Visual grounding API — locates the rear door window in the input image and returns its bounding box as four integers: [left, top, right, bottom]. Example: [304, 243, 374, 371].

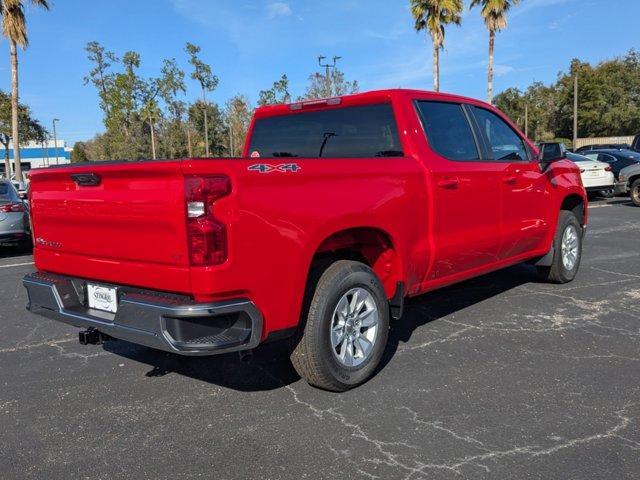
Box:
[472, 107, 529, 161]
[598, 154, 617, 163]
[416, 101, 479, 161]
[248, 103, 403, 158]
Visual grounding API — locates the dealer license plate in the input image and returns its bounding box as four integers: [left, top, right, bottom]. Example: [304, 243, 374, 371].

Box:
[87, 283, 118, 313]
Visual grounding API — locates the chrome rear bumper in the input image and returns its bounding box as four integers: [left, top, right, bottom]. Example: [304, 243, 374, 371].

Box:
[23, 272, 263, 356]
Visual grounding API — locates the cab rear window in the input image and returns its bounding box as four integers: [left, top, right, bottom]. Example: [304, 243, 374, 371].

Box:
[248, 103, 403, 158]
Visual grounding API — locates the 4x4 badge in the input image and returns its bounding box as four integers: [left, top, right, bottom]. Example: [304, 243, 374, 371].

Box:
[248, 163, 301, 174]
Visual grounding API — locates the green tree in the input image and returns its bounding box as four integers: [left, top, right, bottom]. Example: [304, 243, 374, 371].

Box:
[83, 42, 117, 119]
[494, 50, 640, 141]
[1, 0, 50, 182]
[470, 0, 520, 104]
[157, 58, 187, 159]
[84, 43, 158, 160]
[0, 89, 46, 177]
[71, 141, 88, 163]
[188, 101, 228, 157]
[258, 74, 291, 106]
[302, 66, 359, 100]
[225, 94, 253, 156]
[410, 0, 463, 92]
[185, 43, 218, 157]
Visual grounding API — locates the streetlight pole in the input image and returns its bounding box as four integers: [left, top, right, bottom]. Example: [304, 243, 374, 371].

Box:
[573, 66, 579, 150]
[318, 55, 342, 97]
[52, 118, 60, 165]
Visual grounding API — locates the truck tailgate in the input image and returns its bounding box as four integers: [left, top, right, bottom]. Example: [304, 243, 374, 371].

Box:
[29, 161, 191, 291]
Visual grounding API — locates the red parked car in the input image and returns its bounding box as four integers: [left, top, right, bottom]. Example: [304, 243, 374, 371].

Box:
[23, 90, 587, 391]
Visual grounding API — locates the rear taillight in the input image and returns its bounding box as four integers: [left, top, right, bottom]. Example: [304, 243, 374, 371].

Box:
[604, 166, 612, 172]
[184, 176, 231, 266]
[0, 202, 25, 213]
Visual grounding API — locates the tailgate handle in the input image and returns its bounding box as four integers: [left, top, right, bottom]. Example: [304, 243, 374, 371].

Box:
[71, 173, 101, 186]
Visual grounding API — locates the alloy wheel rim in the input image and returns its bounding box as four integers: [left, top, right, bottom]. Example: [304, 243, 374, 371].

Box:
[330, 287, 379, 367]
[632, 186, 640, 204]
[561, 225, 579, 270]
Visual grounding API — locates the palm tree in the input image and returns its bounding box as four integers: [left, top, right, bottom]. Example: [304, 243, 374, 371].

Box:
[410, 0, 463, 92]
[470, 0, 520, 104]
[1, 0, 49, 182]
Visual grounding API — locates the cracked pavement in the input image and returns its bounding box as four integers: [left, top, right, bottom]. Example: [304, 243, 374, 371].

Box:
[1, 198, 639, 479]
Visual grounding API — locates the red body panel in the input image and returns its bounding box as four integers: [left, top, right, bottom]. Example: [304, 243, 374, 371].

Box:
[28, 89, 587, 341]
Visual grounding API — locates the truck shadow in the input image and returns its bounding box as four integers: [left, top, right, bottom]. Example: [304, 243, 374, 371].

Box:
[104, 264, 535, 392]
[0, 246, 32, 259]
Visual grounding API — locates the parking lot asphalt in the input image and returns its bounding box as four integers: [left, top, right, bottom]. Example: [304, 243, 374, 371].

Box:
[1, 198, 639, 480]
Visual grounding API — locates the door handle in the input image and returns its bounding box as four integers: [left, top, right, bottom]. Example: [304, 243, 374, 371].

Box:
[503, 175, 518, 184]
[437, 177, 459, 189]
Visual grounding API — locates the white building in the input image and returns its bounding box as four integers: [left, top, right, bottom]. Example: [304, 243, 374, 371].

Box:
[1, 140, 72, 177]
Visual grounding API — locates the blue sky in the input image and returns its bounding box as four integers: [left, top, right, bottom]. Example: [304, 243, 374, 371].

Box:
[0, 0, 638, 145]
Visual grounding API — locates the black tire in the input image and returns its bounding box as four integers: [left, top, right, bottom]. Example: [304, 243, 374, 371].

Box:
[290, 260, 390, 392]
[536, 210, 582, 284]
[630, 179, 640, 207]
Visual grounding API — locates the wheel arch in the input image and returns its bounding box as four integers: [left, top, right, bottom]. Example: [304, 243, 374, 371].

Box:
[308, 226, 403, 301]
[560, 193, 586, 226]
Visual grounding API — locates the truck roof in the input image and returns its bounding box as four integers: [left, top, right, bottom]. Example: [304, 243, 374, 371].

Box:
[253, 88, 494, 119]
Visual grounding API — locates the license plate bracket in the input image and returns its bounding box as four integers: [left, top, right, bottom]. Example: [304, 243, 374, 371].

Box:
[87, 283, 118, 313]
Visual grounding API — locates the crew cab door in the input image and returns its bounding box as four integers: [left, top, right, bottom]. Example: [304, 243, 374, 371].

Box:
[470, 106, 549, 259]
[415, 100, 503, 280]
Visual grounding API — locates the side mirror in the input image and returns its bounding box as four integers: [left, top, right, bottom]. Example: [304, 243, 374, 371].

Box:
[539, 154, 565, 171]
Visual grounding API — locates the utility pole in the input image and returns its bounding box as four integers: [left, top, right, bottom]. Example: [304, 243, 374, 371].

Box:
[573, 67, 579, 150]
[41, 140, 49, 167]
[52, 118, 60, 165]
[318, 55, 342, 97]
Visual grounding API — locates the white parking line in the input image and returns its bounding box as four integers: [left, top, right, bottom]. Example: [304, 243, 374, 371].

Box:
[0, 261, 35, 269]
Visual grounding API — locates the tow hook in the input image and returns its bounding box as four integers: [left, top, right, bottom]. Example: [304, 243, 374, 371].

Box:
[238, 350, 254, 364]
[78, 328, 112, 345]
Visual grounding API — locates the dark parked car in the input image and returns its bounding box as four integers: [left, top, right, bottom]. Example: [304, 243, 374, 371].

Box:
[575, 144, 630, 154]
[583, 149, 640, 194]
[631, 134, 640, 152]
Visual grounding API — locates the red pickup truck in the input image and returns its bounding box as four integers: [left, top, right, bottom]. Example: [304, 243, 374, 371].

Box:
[23, 89, 587, 391]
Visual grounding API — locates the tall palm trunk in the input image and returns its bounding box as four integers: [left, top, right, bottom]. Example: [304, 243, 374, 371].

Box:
[3, 148, 10, 179]
[202, 87, 210, 157]
[10, 41, 22, 182]
[148, 115, 157, 160]
[187, 127, 193, 157]
[432, 43, 440, 92]
[487, 29, 495, 104]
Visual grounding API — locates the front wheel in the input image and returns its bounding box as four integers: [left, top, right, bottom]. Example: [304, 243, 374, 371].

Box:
[630, 179, 640, 207]
[290, 260, 390, 392]
[536, 210, 583, 284]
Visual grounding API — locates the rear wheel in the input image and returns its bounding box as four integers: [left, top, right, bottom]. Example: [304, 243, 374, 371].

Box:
[630, 179, 640, 207]
[290, 260, 390, 392]
[536, 210, 582, 284]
